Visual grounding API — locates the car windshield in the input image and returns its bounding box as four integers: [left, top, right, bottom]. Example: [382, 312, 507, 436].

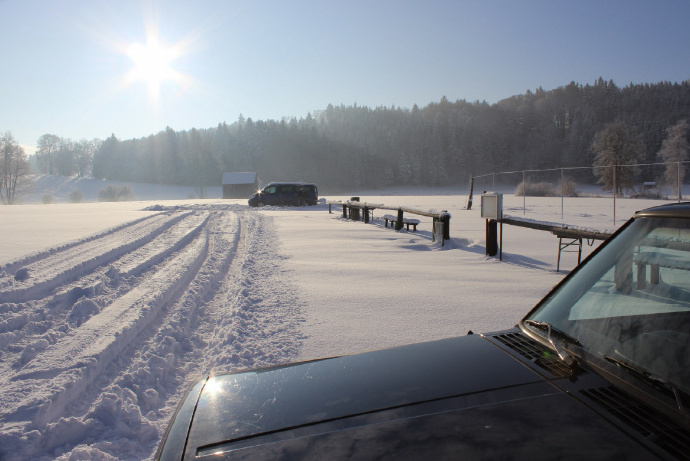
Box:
[525, 216, 690, 395]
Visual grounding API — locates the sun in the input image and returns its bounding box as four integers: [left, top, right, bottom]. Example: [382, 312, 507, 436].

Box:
[123, 29, 189, 101]
[127, 39, 174, 89]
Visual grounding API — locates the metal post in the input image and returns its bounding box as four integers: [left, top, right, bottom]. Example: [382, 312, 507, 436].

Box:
[678, 161, 682, 203]
[523, 170, 526, 216]
[486, 219, 498, 256]
[561, 168, 565, 221]
[613, 165, 617, 226]
[499, 221, 503, 261]
[557, 237, 562, 272]
[492, 172, 495, 190]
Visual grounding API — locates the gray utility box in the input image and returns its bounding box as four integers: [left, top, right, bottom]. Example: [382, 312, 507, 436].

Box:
[481, 193, 503, 220]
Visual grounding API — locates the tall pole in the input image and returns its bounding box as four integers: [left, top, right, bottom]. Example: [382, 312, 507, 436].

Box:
[678, 161, 682, 203]
[613, 165, 617, 226]
[523, 170, 526, 215]
[561, 168, 565, 221]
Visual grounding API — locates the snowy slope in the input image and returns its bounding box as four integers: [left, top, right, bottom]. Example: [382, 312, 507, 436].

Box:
[20, 175, 222, 204]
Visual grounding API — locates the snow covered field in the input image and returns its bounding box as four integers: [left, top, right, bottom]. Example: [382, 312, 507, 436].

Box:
[0, 185, 677, 460]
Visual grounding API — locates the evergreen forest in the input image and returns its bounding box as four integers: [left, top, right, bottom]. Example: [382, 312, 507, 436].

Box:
[39, 78, 690, 193]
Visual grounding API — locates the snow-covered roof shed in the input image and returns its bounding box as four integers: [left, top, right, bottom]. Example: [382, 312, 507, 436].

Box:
[222, 172, 259, 199]
[222, 172, 257, 185]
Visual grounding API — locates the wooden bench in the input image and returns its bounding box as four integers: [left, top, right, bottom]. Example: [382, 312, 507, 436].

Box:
[382, 214, 397, 228]
[382, 214, 419, 231]
[402, 218, 420, 231]
[633, 251, 690, 288]
[499, 216, 612, 269]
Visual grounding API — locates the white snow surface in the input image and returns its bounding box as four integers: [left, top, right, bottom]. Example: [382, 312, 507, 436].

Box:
[0, 180, 677, 460]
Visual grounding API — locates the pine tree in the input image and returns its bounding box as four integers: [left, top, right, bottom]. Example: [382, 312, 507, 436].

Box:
[592, 122, 645, 195]
[657, 119, 689, 196]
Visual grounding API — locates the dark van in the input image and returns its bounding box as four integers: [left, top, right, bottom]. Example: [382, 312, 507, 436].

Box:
[248, 182, 318, 207]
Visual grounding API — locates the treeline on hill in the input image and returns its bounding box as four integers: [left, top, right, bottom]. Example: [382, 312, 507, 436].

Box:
[39, 78, 690, 192]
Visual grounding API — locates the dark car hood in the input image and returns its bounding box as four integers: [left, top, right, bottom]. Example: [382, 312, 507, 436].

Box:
[186, 335, 539, 447]
[158, 333, 667, 460]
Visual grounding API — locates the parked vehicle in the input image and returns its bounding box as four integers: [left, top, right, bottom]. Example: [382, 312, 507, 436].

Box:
[156, 203, 690, 461]
[247, 182, 318, 207]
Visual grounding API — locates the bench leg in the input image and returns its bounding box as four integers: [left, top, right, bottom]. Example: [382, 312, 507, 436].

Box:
[650, 264, 660, 284]
[636, 263, 647, 289]
[557, 237, 562, 272]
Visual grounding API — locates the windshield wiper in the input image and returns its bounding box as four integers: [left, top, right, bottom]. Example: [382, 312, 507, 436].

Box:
[524, 320, 580, 367]
[604, 355, 688, 416]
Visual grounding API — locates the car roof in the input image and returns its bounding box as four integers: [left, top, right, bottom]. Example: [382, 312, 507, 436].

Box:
[265, 182, 316, 186]
[635, 202, 690, 219]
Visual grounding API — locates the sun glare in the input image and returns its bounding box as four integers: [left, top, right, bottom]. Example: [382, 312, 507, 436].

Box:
[123, 28, 191, 101]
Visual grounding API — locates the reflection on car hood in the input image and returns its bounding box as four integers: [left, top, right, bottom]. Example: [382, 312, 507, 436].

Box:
[158, 333, 669, 460]
[186, 335, 543, 449]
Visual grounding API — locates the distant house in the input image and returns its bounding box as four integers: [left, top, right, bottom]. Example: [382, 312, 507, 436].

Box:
[222, 172, 259, 199]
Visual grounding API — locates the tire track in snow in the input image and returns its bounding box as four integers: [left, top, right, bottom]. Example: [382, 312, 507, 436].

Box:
[0, 212, 158, 275]
[0, 212, 190, 303]
[1, 220, 210, 428]
[48, 210, 245, 460]
[0, 212, 209, 356]
[114, 212, 209, 278]
[0, 210, 239, 460]
[197, 211, 306, 375]
[0, 206, 306, 461]
[89, 209, 306, 461]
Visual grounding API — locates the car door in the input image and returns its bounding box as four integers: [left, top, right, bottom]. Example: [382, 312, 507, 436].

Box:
[262, 186, 279, 205]
[279, 185, 297, 205]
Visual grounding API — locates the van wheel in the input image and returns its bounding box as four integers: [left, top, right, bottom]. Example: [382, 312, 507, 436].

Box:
[257, 201, 265, 207]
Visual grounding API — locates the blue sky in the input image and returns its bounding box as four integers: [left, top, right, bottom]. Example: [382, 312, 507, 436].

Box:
[2, 0, 689, 153]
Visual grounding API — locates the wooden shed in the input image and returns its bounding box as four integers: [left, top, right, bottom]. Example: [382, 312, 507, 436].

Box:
[222, 172, 259, 199]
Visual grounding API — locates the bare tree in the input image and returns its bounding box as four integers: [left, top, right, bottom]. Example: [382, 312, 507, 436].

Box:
[592, 122, 645, 196]
[0, 132, 31, 204]
[74, 138, 100, 178]
[55, 138, 76, 176]
[36, 133, 61, 174]
[184, 128, 219, 198]
[657, 119, 689, 196]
